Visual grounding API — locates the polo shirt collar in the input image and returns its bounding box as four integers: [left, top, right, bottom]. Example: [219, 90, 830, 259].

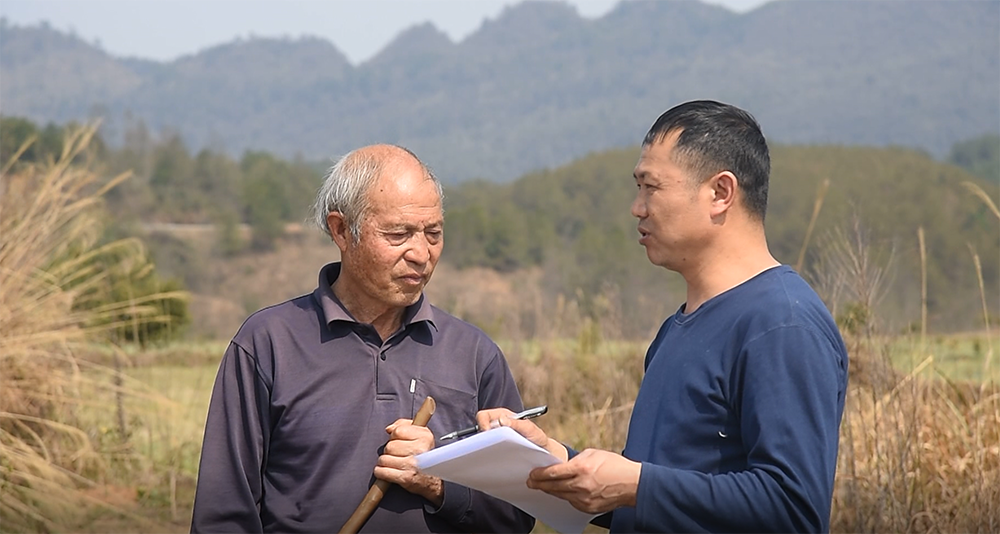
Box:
[314, 262, 437, 331]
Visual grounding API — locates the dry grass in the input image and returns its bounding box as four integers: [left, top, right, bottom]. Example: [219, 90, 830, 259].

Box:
[835, 363, 1000, 532]
[0, 126, 185, 532]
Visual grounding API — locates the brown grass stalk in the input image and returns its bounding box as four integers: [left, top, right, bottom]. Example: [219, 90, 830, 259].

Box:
[796, 178, 830, 273]
[919, 227, 927, 349]
[968, 246, 995, 375]
[0, 125, 187, 532]
[962, 180, 1000, 220]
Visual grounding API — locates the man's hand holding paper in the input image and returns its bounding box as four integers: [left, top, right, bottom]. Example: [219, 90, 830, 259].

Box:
[526, 448, 640, 514]
[476, 408, 641, 515]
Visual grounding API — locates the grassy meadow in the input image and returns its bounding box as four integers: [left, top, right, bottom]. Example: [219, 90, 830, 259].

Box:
[2, 131, 999, 533]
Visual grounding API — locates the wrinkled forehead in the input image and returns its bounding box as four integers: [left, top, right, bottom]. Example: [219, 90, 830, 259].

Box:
[367, 165, 442, 217]
[370, 161, 438, 197]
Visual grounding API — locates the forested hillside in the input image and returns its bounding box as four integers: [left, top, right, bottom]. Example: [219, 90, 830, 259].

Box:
[1, 0, 997, 182]
[3, 117, 996, 335]
[949, 134, 1000, 185]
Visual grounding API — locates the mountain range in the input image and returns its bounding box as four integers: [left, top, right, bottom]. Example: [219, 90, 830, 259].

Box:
[1, 0, 998, 182]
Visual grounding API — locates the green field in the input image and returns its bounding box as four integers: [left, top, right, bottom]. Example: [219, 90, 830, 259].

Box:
[886, 333, 999, 383]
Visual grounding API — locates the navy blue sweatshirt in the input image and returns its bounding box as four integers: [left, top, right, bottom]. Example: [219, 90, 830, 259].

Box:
[608, 266, 848, 533]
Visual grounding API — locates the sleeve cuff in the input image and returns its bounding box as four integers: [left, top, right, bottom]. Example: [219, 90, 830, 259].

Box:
[564, 443, 580, 460]
[424, 480, 471, 522]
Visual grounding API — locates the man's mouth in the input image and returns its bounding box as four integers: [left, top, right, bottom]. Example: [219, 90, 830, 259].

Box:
[399, 274, 425, 285]
[637, 227, 650, 242]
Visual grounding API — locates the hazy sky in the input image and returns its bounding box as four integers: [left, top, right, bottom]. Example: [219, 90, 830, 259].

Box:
[0, 0, 769, 65]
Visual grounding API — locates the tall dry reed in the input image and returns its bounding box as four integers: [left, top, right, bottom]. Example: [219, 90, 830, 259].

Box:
[0, 126, 185, 532]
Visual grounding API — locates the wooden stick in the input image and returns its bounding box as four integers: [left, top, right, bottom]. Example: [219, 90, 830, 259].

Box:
[338, 396, 437, 534]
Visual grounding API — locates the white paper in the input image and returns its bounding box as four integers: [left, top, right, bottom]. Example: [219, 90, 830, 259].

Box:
[415, 426, 596, 534]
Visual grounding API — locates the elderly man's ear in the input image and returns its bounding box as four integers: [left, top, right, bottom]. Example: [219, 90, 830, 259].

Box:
[327, 212, 351, 251]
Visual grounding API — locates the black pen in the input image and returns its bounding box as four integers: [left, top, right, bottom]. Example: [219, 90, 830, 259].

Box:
[439, 405, 548, 441]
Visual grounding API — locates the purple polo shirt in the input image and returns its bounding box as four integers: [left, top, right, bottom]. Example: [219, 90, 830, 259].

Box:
[191, 262, 533, 533]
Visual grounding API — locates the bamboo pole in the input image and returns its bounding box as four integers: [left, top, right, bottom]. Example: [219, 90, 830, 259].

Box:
[338, 396, 437, 534]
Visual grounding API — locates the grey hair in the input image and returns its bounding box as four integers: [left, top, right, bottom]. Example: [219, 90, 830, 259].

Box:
[310, 146, 444, 242]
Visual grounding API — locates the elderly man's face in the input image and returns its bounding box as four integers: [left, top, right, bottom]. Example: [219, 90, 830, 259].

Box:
[345, 163, 444, 312]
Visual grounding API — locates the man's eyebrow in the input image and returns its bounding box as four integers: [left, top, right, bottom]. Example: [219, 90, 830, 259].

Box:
[382, 221, 443, 231]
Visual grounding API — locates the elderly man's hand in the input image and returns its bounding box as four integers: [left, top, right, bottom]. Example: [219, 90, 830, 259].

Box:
[475, 408, 568, 461]
[375, 418, 443, 506]
[526, 448, 641, 514]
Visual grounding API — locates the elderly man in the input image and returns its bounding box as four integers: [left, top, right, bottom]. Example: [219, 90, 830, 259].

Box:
[478, 101, 849, 533]
[191, 145, 534, 533]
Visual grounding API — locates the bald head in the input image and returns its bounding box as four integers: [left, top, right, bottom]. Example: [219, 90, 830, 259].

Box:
[349, 144, 417, 161]
[347, 144, 421, 178]
[312, 144, 443, 242]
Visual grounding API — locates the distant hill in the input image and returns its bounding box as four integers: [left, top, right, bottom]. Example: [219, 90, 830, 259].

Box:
[1, 0, 998, 182]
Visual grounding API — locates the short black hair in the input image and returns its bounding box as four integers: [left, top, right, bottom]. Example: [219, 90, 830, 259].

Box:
[643, 100, 770, 221]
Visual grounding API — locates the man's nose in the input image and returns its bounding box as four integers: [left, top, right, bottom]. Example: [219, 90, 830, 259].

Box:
[631, 194, 646, 219]
[405, 235, 431, 264]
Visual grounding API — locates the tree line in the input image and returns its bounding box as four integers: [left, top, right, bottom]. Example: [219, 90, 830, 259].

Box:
[2, 115, 997, 334]
[2, 115, 323, 252]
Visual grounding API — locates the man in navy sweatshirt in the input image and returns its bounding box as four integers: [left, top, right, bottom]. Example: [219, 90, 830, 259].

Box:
[477, 100, 849, 533]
